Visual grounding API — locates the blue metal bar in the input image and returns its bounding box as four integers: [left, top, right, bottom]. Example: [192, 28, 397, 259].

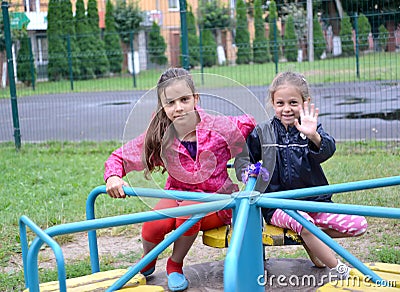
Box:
[256, 198, 400, 219]
[225, 177, 264, 292]
[86, 186, 232, 272]
[284, 210, 384, 284]
[224, 199, 250, 291]
[124, 185, 231, 201]
[19, 216, 30, 288]
[27, 199, 233, 289]
[19, 215, 67, 292]
[106, 215, 204, 291]
[264, 176, 400, 200]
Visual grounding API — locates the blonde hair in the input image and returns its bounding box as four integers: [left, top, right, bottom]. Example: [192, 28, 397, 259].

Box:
[267, 71, 311, 104]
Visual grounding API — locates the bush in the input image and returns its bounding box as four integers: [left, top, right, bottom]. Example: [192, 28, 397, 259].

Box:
[148, 21, 167, 65]
[253, 0, 270, 63]
[378, 24, 388, 52]
[186, 6, 199, 68]
[357, 13, 371, 51]
[104, 0, 123, 74]
[313, 16, 326, 59]
[201, 29, 217, 67]
[340, 13, 354, 56]
[268, 0, 282, 62]
[283, 15, 297, 62]
[235, 0, 251, 64]
[16, 37, 35, 86]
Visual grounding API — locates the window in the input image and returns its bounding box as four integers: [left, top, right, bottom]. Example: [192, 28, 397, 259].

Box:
[168, 0, 179, 11]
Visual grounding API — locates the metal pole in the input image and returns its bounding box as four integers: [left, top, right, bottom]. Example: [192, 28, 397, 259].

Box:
[2, 1, 21, 150]
[354, 13, 360, 79]
[198, 24, 204, 84]
[130, 32, 136, 88]
[66, 35, 74, 91]
[307, 0, 314, 62]
[28, 37, 35, 90]
[273, 18, 278, 74]
[179, 0, 189, 70]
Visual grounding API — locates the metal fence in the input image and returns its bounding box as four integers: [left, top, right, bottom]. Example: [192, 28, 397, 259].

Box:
[0, 1, 399, 148]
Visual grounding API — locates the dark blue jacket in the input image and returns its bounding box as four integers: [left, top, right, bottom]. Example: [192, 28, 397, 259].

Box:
[234, 117, 336, 223]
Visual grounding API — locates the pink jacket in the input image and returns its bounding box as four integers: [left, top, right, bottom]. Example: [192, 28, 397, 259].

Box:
[104, 107, 256, 224]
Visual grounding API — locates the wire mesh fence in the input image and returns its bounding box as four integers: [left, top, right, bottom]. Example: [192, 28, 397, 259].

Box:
[0, 1, 399, 147]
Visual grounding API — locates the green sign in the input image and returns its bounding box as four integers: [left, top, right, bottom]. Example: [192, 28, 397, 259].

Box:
[10, 12, 30, 30]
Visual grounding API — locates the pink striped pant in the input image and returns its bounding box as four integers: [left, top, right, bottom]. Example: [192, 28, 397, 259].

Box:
[270, 209, 368, 236]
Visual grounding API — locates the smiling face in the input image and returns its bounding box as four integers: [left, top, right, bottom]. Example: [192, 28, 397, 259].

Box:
[160, 79, 199, 125]
[272, 86, 308, 129]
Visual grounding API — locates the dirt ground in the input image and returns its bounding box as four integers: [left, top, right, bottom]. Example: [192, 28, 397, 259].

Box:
[5, 222, 376, 275]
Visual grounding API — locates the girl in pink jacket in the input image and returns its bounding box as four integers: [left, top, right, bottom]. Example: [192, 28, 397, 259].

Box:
[104, 68, 255, 291]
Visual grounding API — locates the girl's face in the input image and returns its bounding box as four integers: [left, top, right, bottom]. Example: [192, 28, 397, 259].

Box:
[161, 79, 199, 125]
[272, 86, 308, 128]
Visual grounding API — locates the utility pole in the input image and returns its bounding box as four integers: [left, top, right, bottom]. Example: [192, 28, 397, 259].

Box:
[307, 0, 314, 62]
[2, 1, 21, 150]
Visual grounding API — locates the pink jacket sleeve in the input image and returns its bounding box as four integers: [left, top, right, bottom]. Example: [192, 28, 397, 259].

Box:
[104, 133, 146, 182]
[226, 114, 256, 156]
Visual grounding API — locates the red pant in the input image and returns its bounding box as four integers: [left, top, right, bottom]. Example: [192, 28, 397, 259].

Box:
[142, 198, 226, 244]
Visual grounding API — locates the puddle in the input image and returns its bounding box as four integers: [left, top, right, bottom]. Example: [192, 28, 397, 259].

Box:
[335, 96, 367, 106]
[101, 101, 131, 106]
[345, 109, 400, 121]
[380, 82, 399, 86]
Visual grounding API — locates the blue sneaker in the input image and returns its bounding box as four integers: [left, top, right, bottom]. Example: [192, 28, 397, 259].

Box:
[141, 266, 155, 277]
[167, 272, 188, 291]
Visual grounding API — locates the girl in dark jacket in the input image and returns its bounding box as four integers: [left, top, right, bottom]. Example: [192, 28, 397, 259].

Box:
[235, 71, 368, 279]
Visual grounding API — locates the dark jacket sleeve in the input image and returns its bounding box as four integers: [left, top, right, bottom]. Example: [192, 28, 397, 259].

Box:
[234, 126, 262, 182]
[308, 124, 336, 164]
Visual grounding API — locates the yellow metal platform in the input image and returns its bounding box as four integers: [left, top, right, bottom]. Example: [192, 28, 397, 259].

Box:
[317, 262, 400, 291]
[23, 269, 164, 292]
[202, 224, 302, 248]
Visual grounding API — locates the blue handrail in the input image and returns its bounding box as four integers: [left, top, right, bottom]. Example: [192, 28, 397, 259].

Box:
[20, 175, 400, 291]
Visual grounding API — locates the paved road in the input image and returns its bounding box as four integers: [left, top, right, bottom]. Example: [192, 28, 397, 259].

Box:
[0, 81, 399, 142]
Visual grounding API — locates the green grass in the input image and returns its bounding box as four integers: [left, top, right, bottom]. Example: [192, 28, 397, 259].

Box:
[1, 52, 399, 98]
[0, 141, 399, 291]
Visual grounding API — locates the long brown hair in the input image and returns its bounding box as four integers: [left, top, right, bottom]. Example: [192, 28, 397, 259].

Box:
[142, 68, 197, 177]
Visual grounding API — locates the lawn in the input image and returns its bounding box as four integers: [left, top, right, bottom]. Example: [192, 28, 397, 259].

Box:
[0, 141, 399, 291]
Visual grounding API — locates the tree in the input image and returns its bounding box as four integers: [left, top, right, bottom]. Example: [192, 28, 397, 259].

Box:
[341, 0, 400, 51]
[199, 0, 231, 30]
[61, 0, 80, 79]
[148, 21, 167, 65]
[313, 15, 326, 59]
[283, 15, 297, 62]
[235, 0, 251, 64]
[75, 0, 95, 79]
[87, 0, 109, 76]
[268, 0, 281, 62]
[378, 24, 388, 51]
[253, 0, 270, 63]
[281, 3, 306, 59]
[114, 0, 143, 45]
[198, 0, 231, 64]
[201, 29, 217, 67]
[340, 13, 355, 56]
[185, 6, 199, 68]
[16, 36, 35, 86]
[0, 13, 26, 53]
[47, 0, 68, 81]
[104, 0, 123, 74]
[357, 13, 371, 51]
